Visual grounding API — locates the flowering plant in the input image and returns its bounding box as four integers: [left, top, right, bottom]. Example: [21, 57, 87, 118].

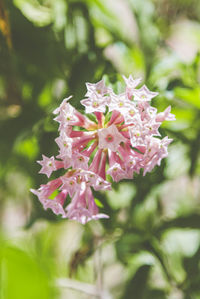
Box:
[31, 75, 175, 224]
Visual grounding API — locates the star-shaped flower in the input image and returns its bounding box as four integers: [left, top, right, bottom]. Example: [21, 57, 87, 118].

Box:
[156, 106, 176, 122]
[53, 96, 73, 115]
[98, 124, 126, 152]
[43, 197, 66, 217]
[71, 152, 89, 170]
[123, 75, 142, 89]
[109, 93, 130, 112]
[81, 93, 107, 113]
[85, 79, 110, 97]
[54, 102, 78, 129]
[107, 163, 127, 182]
[55, 132, 72, 159]
[133, 85, 158, 101]
[37, 155, 57, 178]
[123, 75, 142, 99]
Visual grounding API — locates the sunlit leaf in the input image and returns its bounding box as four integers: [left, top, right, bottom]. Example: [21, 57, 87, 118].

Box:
[174, 87, 200, 109]
[0, 246, 53, 299]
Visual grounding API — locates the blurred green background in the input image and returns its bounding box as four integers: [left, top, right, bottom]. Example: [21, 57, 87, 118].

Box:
[1, 0, 200, 298]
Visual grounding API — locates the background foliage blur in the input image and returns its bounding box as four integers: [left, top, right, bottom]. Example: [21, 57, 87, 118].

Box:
[1, 0, 200, 298]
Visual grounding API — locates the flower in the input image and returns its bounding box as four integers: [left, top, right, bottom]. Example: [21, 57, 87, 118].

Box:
[31, 75, 175, 223]
[31, 169, 111, 223]
[37, 155, 57, 178]
[123, 75, 142, 99]
[98, 124, 126, 152]
[133, 85, 158, 102]
[65, 183, 109, 224]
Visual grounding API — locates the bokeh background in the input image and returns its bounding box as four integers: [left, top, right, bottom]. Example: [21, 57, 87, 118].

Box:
[1, 0, 200, 298]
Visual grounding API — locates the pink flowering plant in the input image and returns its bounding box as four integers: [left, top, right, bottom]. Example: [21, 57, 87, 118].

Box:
[31, 75, 175, 224]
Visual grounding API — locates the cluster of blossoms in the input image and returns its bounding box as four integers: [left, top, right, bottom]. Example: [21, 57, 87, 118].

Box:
[31, 75, 175, 224]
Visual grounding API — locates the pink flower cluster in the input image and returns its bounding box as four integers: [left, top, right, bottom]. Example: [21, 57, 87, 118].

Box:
[31, 75, 175, 224]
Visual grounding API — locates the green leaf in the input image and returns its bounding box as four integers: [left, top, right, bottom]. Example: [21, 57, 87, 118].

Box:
[174, 87, 200, 109]
[14, 135, 39, 160]
[94, 198, 104, 208]
[13, 0, 52, 27]
[0, 246, 53, 299]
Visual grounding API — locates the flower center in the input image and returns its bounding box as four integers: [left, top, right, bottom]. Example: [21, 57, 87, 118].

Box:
[92, 101, 99, 108]
[105, 134, 114, 142]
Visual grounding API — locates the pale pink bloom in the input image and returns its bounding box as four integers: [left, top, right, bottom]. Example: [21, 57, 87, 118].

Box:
[32, 168, 110, 223]
[123, 103, 138, 124]
[81, 94, 107, 114]
[109, 93, 130, 112]
[62, 156, 73, 169]
[133, 85, 158, 101]
[123, 75, 142, 99]
[118, 145, 142, 179]
[66, 204, 108, 224]
[43, 200, 66, 217]
[143, 136, 173, 175]
[66, 184, 109, 224]
[31, 75, 175, 224]
[143, 119, 161, 137]
[71, 152, 89, 170]
[43, 190, 67, 217]
[60, 168, 111, 196]
[85, 79, 110, 97]
[53, 96, 73, 115]
[55, 132, 72, 159]
[78, 170, 111, 190]
[136, 101, 152, 121]
[31, 184, 67, 217]
[129, 120, 145, 147]
[54, 99, 92, 131]
[136, 102, 157, 122]
[80, 170, 97, 184]
[93, 176, 112, 191]
[156, 106, 176, 122]
[107, 163, 127, 182]
[60, 175, 79, 197]
[128, 112, 161, 147]
[98, 124, 126, 152]
[66, 206, 92, 224]
[54, 102, 79, 130]
[37, 155, 57, 178]
[123, 75, 142, 89]
[30, 178, 64, 214]
[31, 178, 62, 199]
[107, 149, 132, 181]
[124, 160, 137, 178]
